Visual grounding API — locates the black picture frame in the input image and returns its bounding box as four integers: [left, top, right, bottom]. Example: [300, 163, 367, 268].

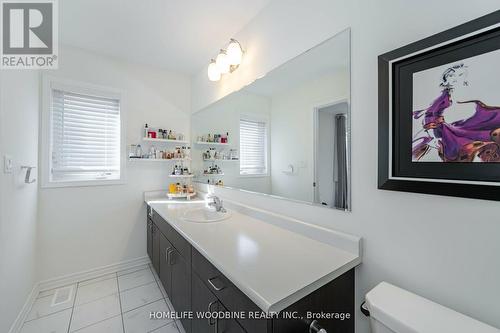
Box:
[378, 10, 500, 201]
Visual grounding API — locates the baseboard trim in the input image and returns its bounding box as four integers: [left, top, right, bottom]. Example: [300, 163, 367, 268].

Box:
[38, 256, 151, 292]
[9, 256, 151, 332]
[8, 283, 40, 333]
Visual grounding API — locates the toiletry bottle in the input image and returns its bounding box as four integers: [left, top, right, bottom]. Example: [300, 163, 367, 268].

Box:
[136, 145, 143, 158]
[129, 144, 136, 158]
[144, 124, 149, 138]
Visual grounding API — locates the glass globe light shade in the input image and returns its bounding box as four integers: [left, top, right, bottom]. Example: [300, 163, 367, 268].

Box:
[215, 50, 230, 74]
[226, 39, 243, 65]
[207, 60, 221, 81]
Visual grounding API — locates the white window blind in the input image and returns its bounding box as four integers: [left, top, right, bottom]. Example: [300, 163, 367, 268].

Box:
[240, 119, 267, 175]
[50, 89, 121, 183]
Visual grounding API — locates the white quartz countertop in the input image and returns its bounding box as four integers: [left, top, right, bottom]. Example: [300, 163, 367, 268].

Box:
[146, 193, 361, 313]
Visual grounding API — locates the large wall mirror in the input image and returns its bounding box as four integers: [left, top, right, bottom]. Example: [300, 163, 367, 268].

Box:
[191, 29, 351, 210]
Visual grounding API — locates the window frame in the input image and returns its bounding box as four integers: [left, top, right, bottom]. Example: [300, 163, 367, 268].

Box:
[41, 76, 126, 188]
[239, 115, 270, 177]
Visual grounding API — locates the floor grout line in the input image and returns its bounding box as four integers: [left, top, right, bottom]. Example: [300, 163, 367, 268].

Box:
[116, 272, 126, 333]
[24, 264, 172, 333]
[149, 264, 169, 306]
[70, 314, 122, 333]
[66, 282, 79, 333]
[78, 274, 117, 287]
[72, 291, 120, 308]
[147, 320, 178, 333]
[119, 279, 158, 293]
[148, 264, 180, 333]
[23, 307, 73, 324]
[121, 297, 165, 315]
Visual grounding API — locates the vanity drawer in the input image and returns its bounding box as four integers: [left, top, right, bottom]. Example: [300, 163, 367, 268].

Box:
[192, 247, 269, 333]
[152, 209, 191, 262]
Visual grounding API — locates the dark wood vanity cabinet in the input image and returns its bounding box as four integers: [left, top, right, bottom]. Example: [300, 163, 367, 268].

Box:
[146, 219, 153, 261]
[158, 233, 173, 296]
[152, 208, 192, 333]
[170, 249, 192, 331]
[146, 217, 160, 273]
[147, 205, 354, 333]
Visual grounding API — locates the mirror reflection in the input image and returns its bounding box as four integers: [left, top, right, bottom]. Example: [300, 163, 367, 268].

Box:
[191, 29, 351, 210]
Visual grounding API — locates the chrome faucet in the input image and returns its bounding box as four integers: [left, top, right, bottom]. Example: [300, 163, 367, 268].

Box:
[207, 195, 226, 213]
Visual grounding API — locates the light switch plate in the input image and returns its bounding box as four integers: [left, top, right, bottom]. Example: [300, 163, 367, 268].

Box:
[4, 155, 13, 173]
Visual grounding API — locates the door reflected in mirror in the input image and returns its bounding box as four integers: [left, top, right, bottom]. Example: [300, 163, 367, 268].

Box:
[191, 29, 351, 211]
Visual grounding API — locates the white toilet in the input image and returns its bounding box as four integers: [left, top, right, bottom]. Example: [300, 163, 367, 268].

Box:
[364, 282, 500, 333]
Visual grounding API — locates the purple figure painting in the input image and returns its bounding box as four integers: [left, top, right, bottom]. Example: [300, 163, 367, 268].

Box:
[412, 54, 500, 163]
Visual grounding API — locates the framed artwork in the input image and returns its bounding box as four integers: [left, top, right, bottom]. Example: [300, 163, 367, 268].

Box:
[378, 10, 500, 201]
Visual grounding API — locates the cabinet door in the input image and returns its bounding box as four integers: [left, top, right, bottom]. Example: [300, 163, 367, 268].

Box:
[171, 249, 192, 333]
[151, 223, 160, 274]
[192, 273, 219, 333]
[218, 306, 246, 333]
[146, 219, 153, 262]
[159, 232, 173, 296]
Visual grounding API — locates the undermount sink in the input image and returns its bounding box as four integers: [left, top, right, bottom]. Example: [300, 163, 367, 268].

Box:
[182, 207, 231, 223]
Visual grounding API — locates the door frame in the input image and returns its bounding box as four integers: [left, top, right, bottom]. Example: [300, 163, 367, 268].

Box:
[312, 98, 349, 205]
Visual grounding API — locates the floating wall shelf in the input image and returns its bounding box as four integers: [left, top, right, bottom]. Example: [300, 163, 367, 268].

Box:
[143, 137, 190, 144]
[203, 159, 238, 162]
[166, 192, 197, 200]
[128, 158, 191, 162]
[195, 141, 229, 146]
[168, 174, 194, 178]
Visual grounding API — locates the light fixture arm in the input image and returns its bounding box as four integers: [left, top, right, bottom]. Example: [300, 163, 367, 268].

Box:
[207, 38, 244, 81]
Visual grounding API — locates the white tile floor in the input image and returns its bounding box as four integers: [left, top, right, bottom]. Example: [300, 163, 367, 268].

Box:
[20, 264, 182, 333]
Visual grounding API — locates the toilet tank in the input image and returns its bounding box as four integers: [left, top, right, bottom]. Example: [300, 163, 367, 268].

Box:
[365, 282, 500, 333]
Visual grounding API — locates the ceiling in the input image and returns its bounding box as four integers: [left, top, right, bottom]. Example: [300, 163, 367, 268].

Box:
[60, 0, 272, 74]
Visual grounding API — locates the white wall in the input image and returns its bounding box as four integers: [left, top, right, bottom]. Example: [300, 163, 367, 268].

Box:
[37, 46, 191, 281]
[0, 71, 40, 332]
[270, 71, 349, 202]
[191, 90, 271, 193]
[191, 1, 500, 331]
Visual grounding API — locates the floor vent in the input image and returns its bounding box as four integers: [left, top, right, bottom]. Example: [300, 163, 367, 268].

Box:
[51, 285, 74, 306]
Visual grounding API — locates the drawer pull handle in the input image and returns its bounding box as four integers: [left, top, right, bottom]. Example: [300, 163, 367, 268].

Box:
[208, 277, 225, 291]
[309, 320, 327, 333]
[167, 248, 175, 265]
[165, 247, 171, 263]
[207, 300, 218, 326]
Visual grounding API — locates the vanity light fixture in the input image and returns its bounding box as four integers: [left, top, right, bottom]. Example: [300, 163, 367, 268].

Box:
[215, 49, 230, 74]
[226, 39, 243, 66]
[207, 39, 244, 82]
[208, 59, 221, 81]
